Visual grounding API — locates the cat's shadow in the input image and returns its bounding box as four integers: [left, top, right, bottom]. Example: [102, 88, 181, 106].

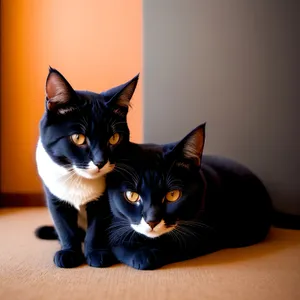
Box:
[160, 228, 300, 270]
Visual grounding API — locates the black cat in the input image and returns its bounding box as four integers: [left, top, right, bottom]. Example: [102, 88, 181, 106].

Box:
[36, 67, 138, 268]
[107, 123, 300, 270]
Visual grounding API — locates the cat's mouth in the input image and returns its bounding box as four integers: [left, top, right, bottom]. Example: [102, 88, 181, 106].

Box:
[131, 218, 176, 238]
[73, 161, 115, 179]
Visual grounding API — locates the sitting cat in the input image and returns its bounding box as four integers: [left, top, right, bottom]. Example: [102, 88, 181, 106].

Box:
[36, 67, 138, 268]
[107, 123, 300, 270]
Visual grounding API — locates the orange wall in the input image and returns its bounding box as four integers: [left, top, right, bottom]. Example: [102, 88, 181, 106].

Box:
[0, 0, 142, 193]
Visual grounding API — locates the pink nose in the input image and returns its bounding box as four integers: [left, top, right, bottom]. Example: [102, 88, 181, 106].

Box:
[147, 221, 160, 229]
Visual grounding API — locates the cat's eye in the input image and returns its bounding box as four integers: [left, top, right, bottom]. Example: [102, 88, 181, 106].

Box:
[109, 133, 120, 145]
[70, 134, 86, 146]
[124, 191, 140, 203]
[165, 190, 181, 202]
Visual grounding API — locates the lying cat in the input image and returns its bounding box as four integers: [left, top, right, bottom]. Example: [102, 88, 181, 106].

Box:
[107, 123, 300, 270]
[36, 67, 138, 268]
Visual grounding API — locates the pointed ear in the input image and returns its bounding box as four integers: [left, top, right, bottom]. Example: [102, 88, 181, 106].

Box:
[104, 74, 139, 116]
[174, 123, 206, 167]
[45, 67, 77, 114]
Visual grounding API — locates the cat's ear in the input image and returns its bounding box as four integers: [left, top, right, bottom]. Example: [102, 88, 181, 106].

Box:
[173, 123, 206, 167]
[103, 74, 139, 116]
[45, 67, 78, 114]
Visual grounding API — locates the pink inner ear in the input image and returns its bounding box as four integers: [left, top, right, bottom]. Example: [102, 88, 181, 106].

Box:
[183, 129, 205, 166]
[46, 73, 69, 104]
[46, 73, 59, 99]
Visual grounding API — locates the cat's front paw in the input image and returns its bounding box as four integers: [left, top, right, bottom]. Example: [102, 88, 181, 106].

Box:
[85, 249, 118, 268]
[54, 249, 84, 268]
[129, 248, 164, 270]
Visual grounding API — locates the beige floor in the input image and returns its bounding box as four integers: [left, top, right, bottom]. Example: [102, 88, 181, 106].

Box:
[0, 208, 299, 300]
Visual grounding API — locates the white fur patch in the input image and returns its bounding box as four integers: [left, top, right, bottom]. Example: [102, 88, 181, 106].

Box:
[36, 139, 111, 210]
[74, 161, 105, 179]
[131, 217, 175, 238]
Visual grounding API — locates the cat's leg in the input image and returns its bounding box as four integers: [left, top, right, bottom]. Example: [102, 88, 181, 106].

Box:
[46, 189, 84, 268]
[84, 198, 117, 268]
[112, 235, 223, 270]
[112, 245, 168, 270]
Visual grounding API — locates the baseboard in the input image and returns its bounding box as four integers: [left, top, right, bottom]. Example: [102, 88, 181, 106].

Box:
[0, 193, 45, 207]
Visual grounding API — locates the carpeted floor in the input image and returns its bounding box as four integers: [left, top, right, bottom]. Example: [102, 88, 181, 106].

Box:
[0, 208, 299, 300]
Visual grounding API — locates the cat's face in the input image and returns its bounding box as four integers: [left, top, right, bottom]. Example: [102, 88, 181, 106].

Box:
[107, 124, 206, 238]
[40, 68, 138, 179]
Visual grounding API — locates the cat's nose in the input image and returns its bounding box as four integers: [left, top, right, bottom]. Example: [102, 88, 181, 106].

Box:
[95, 161, 106, 169]
[147, 221, 160, 229]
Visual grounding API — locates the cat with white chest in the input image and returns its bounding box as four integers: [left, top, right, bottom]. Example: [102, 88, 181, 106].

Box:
[36, 67, 138, 268]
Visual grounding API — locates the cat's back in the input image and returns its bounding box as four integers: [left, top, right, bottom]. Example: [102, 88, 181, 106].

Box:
[200, 155, 272, 247]
[202, 155, 256, 178]
[201, 154, 271, 202]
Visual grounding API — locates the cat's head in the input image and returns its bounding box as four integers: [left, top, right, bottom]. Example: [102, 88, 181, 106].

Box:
[39, 67, 139, 179]
[107, 123, 206, 239]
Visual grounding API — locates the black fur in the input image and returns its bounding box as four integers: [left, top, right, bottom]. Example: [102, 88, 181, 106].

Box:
[41, 67, 138, 167]
[37, 67, 138, 268]
[106, 123, 300, 270]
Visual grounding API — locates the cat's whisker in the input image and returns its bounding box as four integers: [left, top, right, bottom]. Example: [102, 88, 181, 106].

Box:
[107, 222, 130, 232]
[63, 172, 77, 184]
[107, 222, 130, 231]
[166, 178, 184, 189]
[121, 180, 137, 190]
[108, 229, 122, 244]
[120, 228, 134, 245]
[79, 124, 87, 133]
[166, 179, 183, 186]
[116, 163, 136, 171]
[113, 167, 129, 177]
[66, 170, 81, 188]
[61, 174, 78, 188]
[56, 170, 77, 184]
[173, 228, 191, 250]
[114, 166, 139, 186]
[81, 116, 89, 128]
[176, 225, 203, 242]
[178, 230, 188, 250]
[75, 173, 83, 187]
[107, 226, 127, 233]
[116, 163, 139, 183]
[109, 227, 132, 246]
[128, 230, 137, 245]
[178, 224, 203, 235]
[169, 230, 182, 249]
[166, 160, 177, 182]
[178, 220, 215, 232]
[171, 228, 187, 250]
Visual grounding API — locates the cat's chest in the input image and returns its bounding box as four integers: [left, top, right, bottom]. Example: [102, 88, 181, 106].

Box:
[36, 140, 106, 209]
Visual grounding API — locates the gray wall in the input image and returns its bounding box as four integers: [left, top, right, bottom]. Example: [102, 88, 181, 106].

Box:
[143, 0, 300, 214]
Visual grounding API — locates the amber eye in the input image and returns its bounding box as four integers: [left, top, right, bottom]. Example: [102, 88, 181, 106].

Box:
[124, 191, 140, 203]
[109, 133, 120, 145]
[70, 134, 86, 145]
[165, 190, 181, 202]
